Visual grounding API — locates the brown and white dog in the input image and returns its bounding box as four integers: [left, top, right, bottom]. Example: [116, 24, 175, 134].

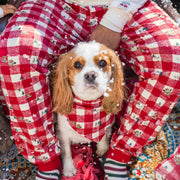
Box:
[52, 41, 124, 177]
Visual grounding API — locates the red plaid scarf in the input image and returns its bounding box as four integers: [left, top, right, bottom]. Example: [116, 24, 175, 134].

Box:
[67, 96, 115, 142]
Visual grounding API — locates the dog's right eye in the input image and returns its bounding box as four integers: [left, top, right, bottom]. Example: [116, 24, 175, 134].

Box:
[74, 61, 82, 69]
[99, 60, 107, 68]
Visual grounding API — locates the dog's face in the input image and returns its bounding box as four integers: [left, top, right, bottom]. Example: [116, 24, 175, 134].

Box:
[52, 41, 124, 115]
[68, 42, 112, 100]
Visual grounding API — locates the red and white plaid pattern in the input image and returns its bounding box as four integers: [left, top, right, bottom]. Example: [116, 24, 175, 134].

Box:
[108, 0, 180, 163]
[0, 0, 179, 171]
[67, 96, 114, 142]
[0, 0, 108, 165]
[155, 146, 180, 179]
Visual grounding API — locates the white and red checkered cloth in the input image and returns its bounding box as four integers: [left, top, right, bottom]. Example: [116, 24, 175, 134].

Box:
[155, 145, 180, 180]
[107, 0, 180, 163]
[0, 1, 179, 177]
[67, 96, 114, 142]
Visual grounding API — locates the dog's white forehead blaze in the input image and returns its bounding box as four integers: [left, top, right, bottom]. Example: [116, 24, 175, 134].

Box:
[75, 42, 101, 63]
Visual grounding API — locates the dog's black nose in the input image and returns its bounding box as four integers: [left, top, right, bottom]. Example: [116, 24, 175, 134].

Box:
[84, 71, 97, 83]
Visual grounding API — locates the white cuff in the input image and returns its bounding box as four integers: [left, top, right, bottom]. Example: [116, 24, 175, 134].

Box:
[0, 7, 4, 18]
[100, 0, 147, 33]
[100, 7, 132, 32]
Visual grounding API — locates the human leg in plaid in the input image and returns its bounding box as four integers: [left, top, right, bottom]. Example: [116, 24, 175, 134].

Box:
[0, 0, 108, 173]
[104, 0, 180, 178]
[0, 0, 65, 170]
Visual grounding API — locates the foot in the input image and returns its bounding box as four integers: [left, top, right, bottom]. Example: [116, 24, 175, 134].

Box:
[63, 158, 77, 177]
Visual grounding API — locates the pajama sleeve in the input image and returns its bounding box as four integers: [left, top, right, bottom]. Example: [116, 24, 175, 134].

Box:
[100, 0, 147, 32]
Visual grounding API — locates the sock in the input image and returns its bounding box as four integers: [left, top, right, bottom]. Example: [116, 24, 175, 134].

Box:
[35, 169, 61, 180]
[104, 158, 128, 180]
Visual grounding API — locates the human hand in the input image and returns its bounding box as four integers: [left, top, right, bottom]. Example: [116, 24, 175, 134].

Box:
[0, 4, 16, 16]
[89, 24, 121, 50]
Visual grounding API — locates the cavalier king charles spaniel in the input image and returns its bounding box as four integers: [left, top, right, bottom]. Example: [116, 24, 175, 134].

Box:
[52, 41, 124, 177]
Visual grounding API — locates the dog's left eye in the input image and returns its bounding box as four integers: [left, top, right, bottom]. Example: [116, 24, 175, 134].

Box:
[99, 60, 107, 68]
[74, 61, 82, 69]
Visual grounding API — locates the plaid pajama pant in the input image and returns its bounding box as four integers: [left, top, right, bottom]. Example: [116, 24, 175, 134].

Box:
[0, 0, 179, 172]
[108, 0, 180, 162]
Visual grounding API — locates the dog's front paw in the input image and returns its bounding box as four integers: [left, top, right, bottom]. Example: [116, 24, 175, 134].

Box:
[96, 141, 109, 157]
[63, 158, 77, 177]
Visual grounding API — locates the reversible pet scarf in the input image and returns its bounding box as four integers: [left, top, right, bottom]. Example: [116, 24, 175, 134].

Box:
[66, 96, 115, 142]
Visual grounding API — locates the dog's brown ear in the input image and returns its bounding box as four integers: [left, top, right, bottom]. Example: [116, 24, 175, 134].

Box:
[52, 53, 74, 115]
[102, 49, 124, 114]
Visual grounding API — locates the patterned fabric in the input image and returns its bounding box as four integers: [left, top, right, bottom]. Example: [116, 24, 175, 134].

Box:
[61, 143, 104, 180]
[36, 169, 61, 180]
[114, 99, 180, 180]
[1, 104, 179, 179]
[104, 158, 128, 179]
[163, 101, 180, 158]
[101, 0, 148, 33]
[67, 96, 114, 142]
[0, 144, 37, 180]
[155, 101, 180, 180]
[129, 130, 169, 179]
[66, 0, 111, 6]
[107, 0, 180, 163]
[0, 0, 179, 172]
[0, 0, 108, 165]
[110, 0, 147, 12]
[155, 146, 180, 180]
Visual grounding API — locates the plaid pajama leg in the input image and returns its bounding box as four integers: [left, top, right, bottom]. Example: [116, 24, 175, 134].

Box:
[0, 0, 107, 169]
[0, 0, 64, 168]
[107, 0, 180, 163]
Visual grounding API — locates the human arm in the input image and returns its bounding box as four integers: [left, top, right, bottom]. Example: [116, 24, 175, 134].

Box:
[89, 0, 147, 50]
[0, 4, 16, 18]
